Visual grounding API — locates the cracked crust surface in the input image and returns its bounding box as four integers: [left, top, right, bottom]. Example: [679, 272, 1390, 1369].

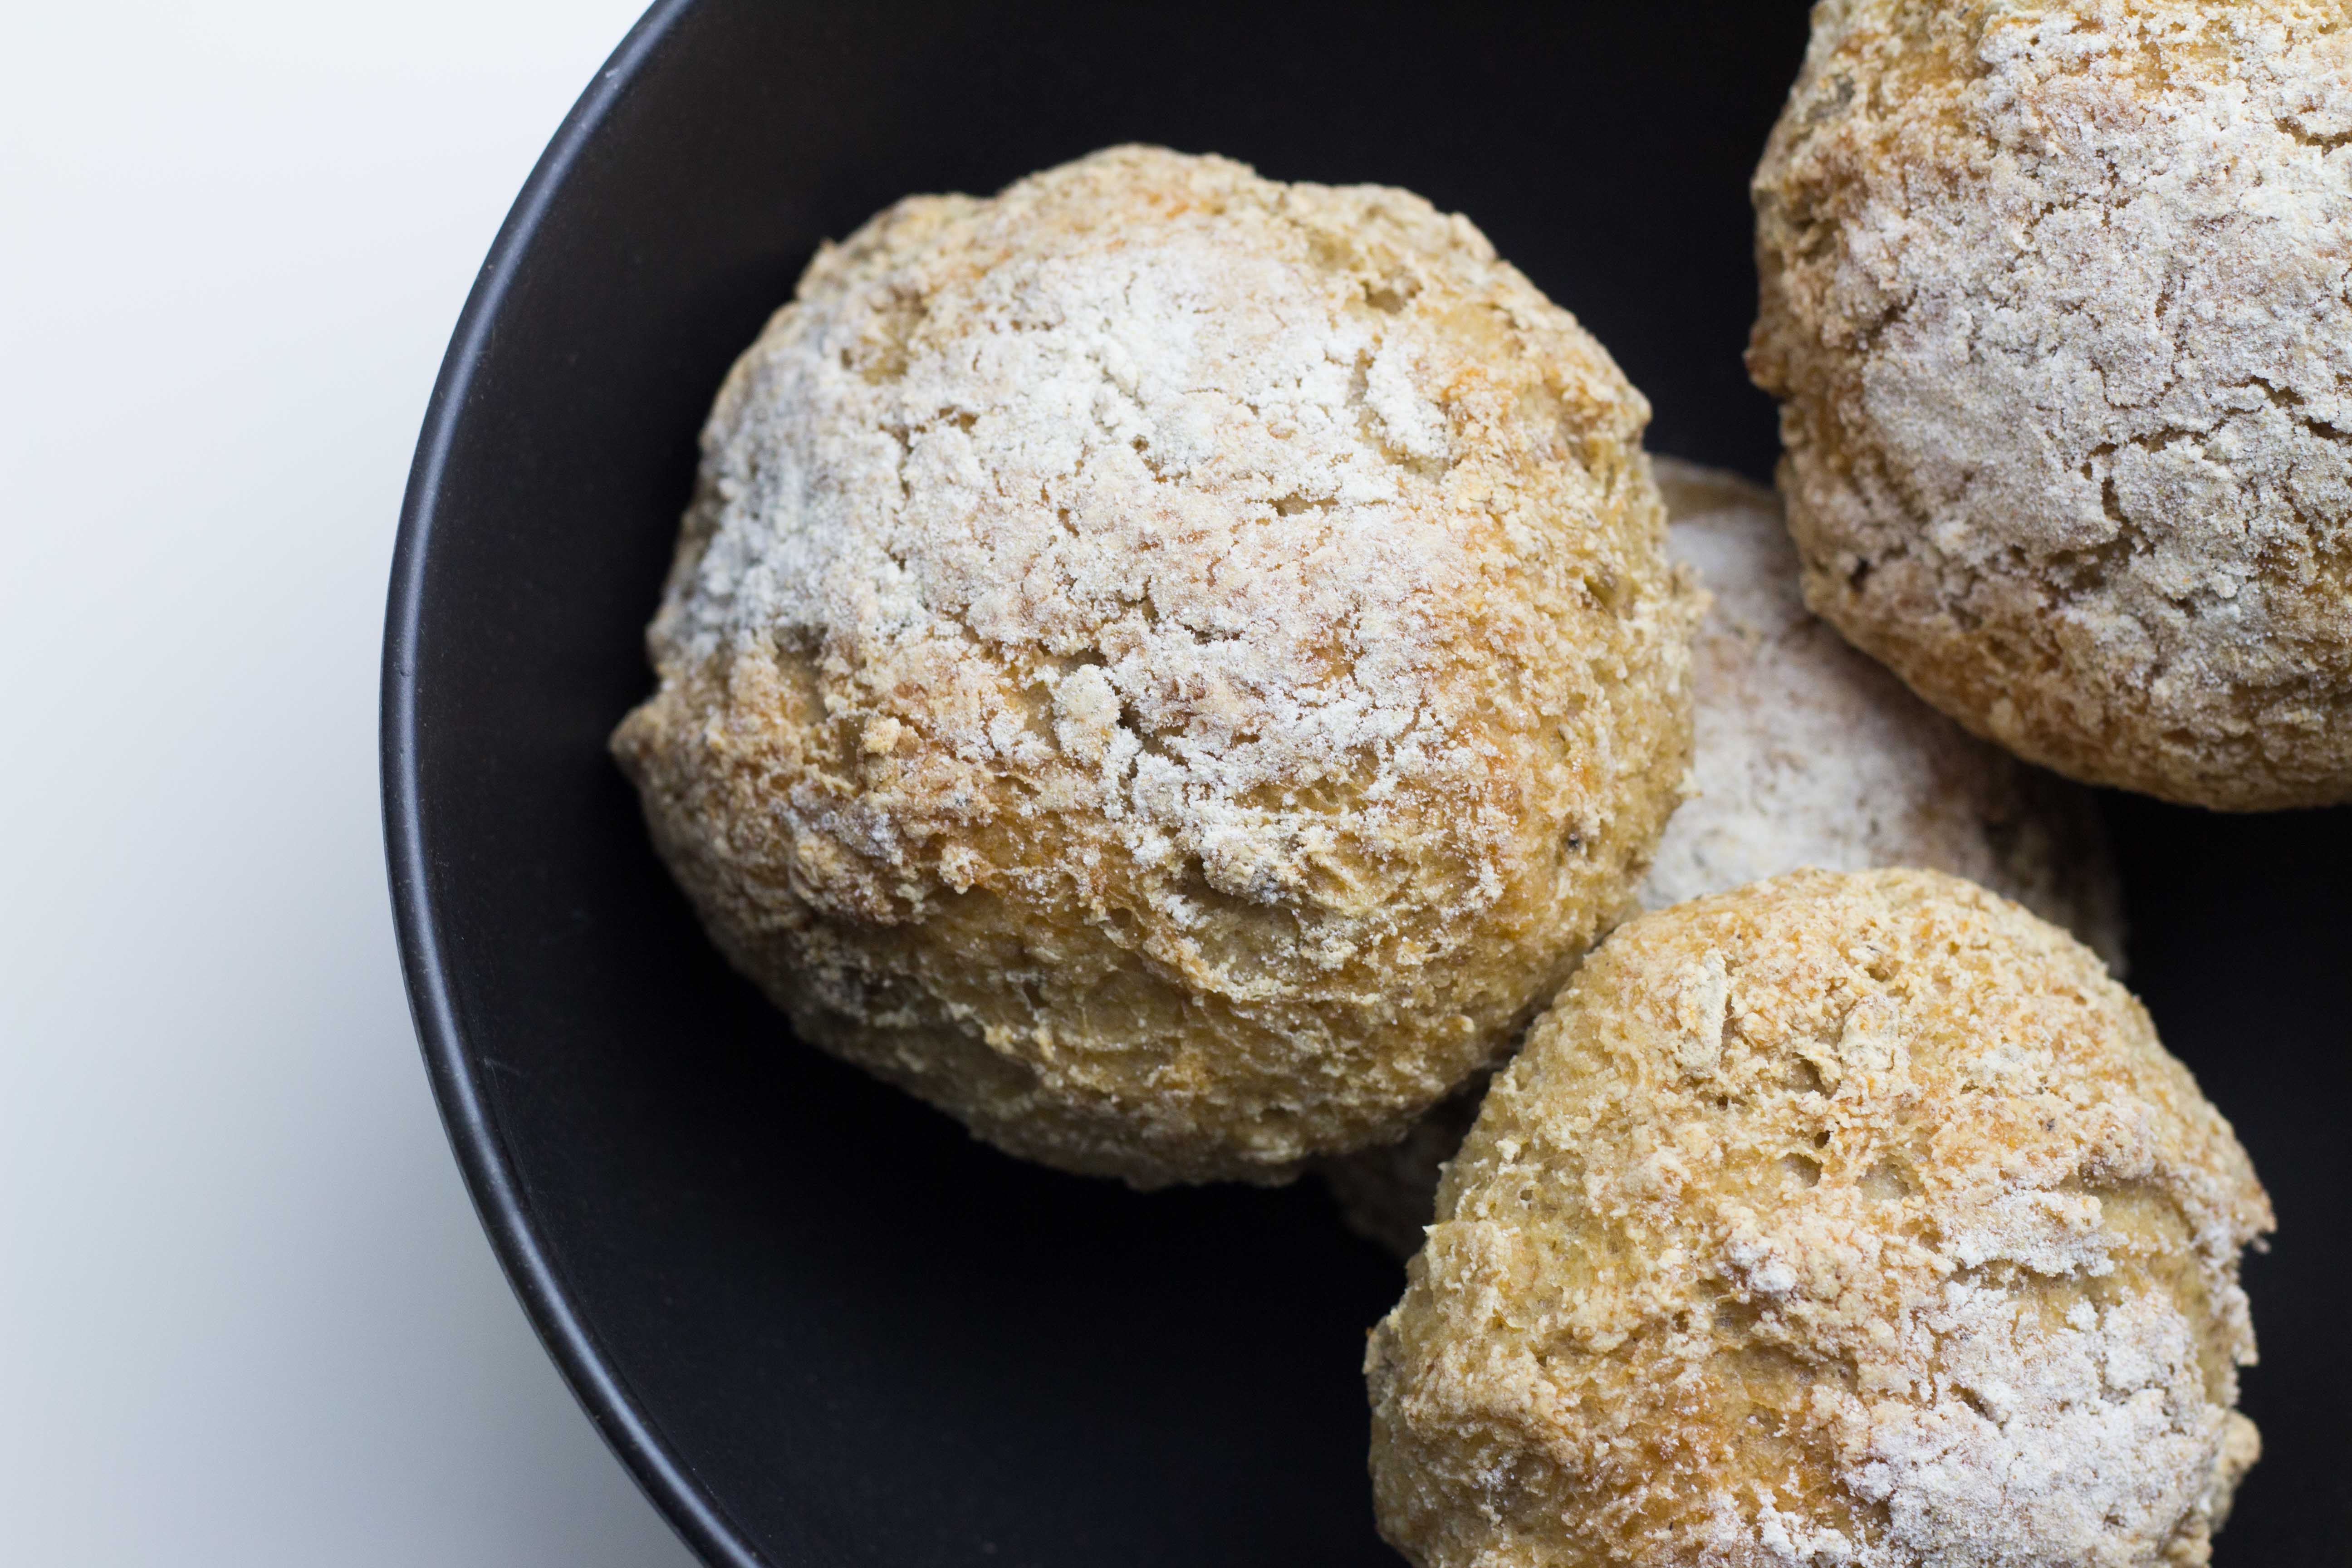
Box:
[612, 147, 1698, 1186]
[1750, 0, 2352, 810]
[1366, 868, 2271, 1568]
[1323, 461, 2125, 1258]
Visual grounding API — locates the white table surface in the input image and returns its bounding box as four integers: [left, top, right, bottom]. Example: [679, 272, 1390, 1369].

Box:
[0, 4, 704, 1562]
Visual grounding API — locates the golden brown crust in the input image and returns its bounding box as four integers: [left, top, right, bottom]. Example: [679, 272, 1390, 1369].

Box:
[1367, 868, 2271, 1568]
[613, 147, 1699, 1186]
[1750, 0, 2352, 810]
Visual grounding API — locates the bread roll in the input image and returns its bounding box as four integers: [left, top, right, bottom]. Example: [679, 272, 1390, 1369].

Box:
[614, 147, 1699, 1186]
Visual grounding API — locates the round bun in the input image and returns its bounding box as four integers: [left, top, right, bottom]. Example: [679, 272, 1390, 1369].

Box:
[1322, 461, 2125, 1257]
[1366, 868, 2271, 1568]
[612, 146, 1698, 1186]
[1750, 0, 2352, 810]
[1646, 460, 2123, 958]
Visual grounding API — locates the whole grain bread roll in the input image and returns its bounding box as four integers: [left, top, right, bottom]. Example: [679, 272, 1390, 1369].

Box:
[1750, 0, 2352, 810]
[1367, 868, 2271, 1568]
[613, 147, 1699, 1186]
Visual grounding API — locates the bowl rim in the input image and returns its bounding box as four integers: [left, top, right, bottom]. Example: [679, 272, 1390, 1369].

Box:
[378, 2, 761, 1563]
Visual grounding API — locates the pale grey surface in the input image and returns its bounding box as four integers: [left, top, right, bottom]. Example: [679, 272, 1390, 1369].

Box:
[0, 5, 703, 1563]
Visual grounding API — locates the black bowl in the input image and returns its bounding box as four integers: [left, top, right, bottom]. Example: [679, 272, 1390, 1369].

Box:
[382, 3, 2352, 1563]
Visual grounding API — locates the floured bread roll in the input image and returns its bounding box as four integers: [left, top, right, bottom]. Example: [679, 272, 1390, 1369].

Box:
[1321, 460, 2123, 1256]
[1645, 461, 2124, 958]
[613, 147, 1700, 1187]
[1367, 869, 2271, 1568]
[1751, 0, 2352, 810]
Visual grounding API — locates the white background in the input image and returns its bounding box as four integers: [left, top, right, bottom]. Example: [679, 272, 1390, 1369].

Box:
[1, 5, 702, 1563]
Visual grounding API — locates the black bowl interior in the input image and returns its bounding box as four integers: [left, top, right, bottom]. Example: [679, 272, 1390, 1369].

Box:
[384, 2, 2352, 1563]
